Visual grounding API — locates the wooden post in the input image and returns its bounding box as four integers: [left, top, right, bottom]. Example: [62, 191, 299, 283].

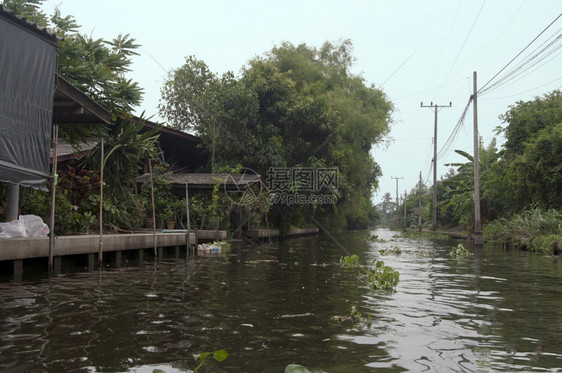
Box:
[185, 183, 191, 231]
[148, 160, 157, 257]
[98, 137, 104, 268]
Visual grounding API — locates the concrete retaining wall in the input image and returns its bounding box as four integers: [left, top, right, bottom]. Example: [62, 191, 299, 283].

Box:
[0, 232, 195, 261]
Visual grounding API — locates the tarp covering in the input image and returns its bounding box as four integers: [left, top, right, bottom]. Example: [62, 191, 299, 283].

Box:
[0, 14, 57, 189]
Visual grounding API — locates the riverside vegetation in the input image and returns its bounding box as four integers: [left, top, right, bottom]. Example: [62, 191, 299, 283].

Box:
[485, 207, 562, 254]
[379, 91, 561, 255]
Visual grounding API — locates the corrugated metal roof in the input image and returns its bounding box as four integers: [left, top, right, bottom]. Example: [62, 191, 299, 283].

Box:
[137, 172, 262, 187]
[171, 173, 261, 186]
[53, 139, 98, 159]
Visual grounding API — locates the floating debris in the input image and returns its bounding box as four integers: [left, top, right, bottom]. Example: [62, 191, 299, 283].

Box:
[273, 312, 313, 320]
[198, 240, 232, 253]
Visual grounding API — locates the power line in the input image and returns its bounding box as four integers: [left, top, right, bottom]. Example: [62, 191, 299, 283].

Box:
[145, 49, 169, 74]
[429, 0, 461, 94]
[437, 97, 472, 160]
[380, 52, 415, 88]
[477, 0, 527, 69]
[437, 0, 486, 98]
[480, 31, 562, 95]
[481, 76, 562, 100]
[393, 77, 469, 101]
[478, 12, 562, 95]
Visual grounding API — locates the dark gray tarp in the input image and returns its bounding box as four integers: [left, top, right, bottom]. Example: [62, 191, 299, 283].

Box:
[0, 14, 57, 189]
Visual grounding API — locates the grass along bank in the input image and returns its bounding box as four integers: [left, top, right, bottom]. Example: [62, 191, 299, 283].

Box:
[484, 207, 562, 255]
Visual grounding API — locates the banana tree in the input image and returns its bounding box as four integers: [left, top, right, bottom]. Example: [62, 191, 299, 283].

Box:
[440, 139, 499, 231]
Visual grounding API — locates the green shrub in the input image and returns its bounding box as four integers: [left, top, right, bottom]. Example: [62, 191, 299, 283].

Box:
[485, 207, 562, 254]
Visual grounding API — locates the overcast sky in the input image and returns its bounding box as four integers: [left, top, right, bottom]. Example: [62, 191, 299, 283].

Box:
[40, 0, 562, 203]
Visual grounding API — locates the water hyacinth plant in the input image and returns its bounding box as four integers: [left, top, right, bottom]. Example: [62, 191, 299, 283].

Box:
[450, 243, 472, 257]
[340, 255, 399, 291]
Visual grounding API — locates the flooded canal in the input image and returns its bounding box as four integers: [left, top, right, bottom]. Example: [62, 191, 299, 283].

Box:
[1, 229, 561, 372]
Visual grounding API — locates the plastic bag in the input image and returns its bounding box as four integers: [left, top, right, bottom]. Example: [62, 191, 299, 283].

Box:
[20, 215, 50, 238]
[0, 218, 28, 238]
[0, 215, 49, 239]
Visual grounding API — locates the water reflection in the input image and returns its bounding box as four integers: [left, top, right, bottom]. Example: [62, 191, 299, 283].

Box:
[0, 230, 560, 372]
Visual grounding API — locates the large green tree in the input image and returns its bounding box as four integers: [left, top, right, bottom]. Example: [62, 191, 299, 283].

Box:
[487, 90, 562, 214]
[160, 40, 393, 231]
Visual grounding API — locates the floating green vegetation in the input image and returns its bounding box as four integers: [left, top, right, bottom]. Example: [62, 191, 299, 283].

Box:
[362, 234, 387, 243]
[340, 255, 399, 291]
[413, 249, 434, 258]
[193, 349, 229, 372]
[450, 243, 472, 257]
[331, 305, 372, 325]
[379, 246, 402, 255]
[339, 254, 359, 268]
[367, 259, 400, 290]
[401, 230, 449, 240]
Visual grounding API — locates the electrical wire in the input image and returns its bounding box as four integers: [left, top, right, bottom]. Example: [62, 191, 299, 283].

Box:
[393, 77, 468, 101]
[480, 30, 562, 95]
[380, 52, 415, 88]
[478, 12, 562, 95]
[477, 0, 527, 69]
[429, 0, 461, 98]
[436, 0, 486, 98]
[437, 97, 472, 160]
[481, 76, 562, 100]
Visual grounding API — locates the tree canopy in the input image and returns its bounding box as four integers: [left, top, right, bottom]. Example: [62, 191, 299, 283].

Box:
[488, 90, 562, 214]
[160, 40, 394, 230]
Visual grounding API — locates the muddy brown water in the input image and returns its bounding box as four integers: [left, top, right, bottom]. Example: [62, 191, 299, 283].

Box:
[0, 229, 561, 372]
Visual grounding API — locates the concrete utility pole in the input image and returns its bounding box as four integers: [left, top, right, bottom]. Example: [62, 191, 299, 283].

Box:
[391, 176, 403, 227]
[418, 171, 422, 232]
[403, 191, 408, 231]
[421, 101, 452, 231]
[472, 71, 483, 244]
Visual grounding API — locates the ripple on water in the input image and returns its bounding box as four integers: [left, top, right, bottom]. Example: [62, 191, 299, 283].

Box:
[0, 230, 560, 372]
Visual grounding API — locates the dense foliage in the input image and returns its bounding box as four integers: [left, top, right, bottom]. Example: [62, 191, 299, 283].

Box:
[395, 90, 561, 251]
[484, 208, 562, 254]
[160, 40, 393, 232]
